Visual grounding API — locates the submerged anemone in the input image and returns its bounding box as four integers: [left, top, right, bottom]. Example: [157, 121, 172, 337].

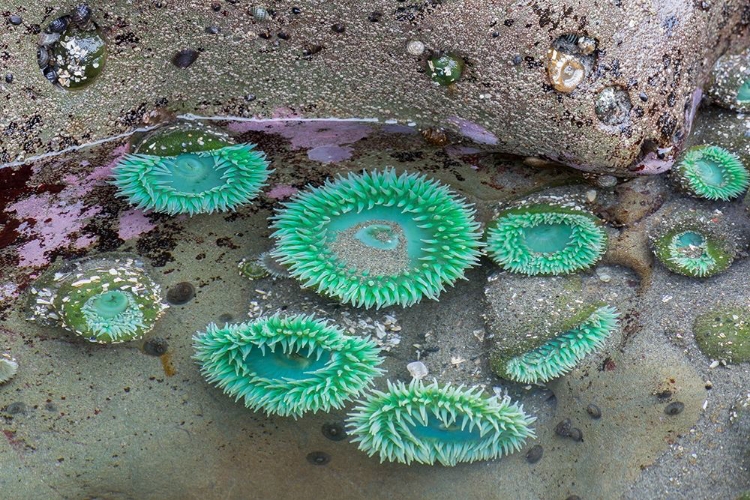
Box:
[347, 380, 535, 466]
[427, 52, 464, 86]
[502, 306, 619, 384]
[671, 145, 749, 201]
[693, 305, 750, 364]
[271, 169, 483, 309]
[111, 121, 271, 216]
[707, 49, 750, 113]
[486, 200, 607, 276]
[26, 254, 167, 343]
[650, 211, 736, 278]
[237, 251, 290, 280]
[192, 314, 384, 418]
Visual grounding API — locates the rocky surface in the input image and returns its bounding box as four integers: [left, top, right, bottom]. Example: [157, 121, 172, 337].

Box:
[0, 1, 749, 174]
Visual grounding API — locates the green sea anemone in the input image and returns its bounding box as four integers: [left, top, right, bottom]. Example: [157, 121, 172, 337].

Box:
[26, 254, 167, 343]
[237, 251, 290, 280]
[192, 314, 384, 418]
[486, 200, 607, 276]
[502, 306, 619, 384]
[347, 380, 535, 466]
[693, 305, 750, 364]
[427, 52, 465, 86]
[671, 145, 749, 201]
[111, 121, 271, 216]
[650, 212, 736, 278]
[271, 169, 483, 309]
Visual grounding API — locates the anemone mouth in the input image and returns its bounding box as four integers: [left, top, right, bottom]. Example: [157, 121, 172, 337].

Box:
[346, 380, 535, 466]
[675, 145, 749, 201]
[112, 144, 271, 216]
[27, 254, 167, 343]
[651, 221, 735, 278]
[271, 169, 483, 309]
[486, 204, 606, 276]
[504, 305, 619, 384]
[663, 230, 719, 277]
[192, 314, 383, 418]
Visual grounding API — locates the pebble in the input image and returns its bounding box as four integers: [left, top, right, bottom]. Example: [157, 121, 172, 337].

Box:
[331, 23, 345, 33]
[166, 282, 195, 305]
[525, 444, 544, 464]
[569, 428, 584, 442]
[555, 418, 572, 437]
[586, 403, 602, 419]
[665, 401, 685, 415]
[9, 15, 22, 25]
[4, 73, 12, 84]
[205, 26, 220, 34]
[172, 49, 200, 68]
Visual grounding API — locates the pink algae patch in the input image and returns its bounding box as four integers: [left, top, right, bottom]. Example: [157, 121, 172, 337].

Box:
[226, 120, 372, 150]
[117, 209, 155, 241]
[266, 185, 299, 200]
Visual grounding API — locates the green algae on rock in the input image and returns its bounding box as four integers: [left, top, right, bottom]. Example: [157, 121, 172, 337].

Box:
[670, 145, 749, 201]
[347, 380, 535, 466]
[650, 211, 736, 278]
[192, 314, 384, 418]
[694, 306, 750, 364]
[485, 199, 607, 276]
[111, 121, 271, 216]
[427, 52, 464, 86]
[271, 169, 483, 309]
[26, 254, 167, 343]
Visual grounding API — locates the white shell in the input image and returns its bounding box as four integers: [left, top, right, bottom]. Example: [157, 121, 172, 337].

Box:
[406, 40, 425, 56]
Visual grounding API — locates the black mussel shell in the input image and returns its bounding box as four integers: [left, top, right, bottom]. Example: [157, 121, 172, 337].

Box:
[47, 16, 70, 34]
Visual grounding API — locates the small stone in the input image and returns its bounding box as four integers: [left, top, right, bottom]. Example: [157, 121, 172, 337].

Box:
[665, 401, 685, 415]
[205, 26, 220, 34]
[9, 15, 22, 25]
[172, 49, 199, 68]
[586, 403, 602, 419]
[306, 451, 331, 465]
[291, 7, 301, 14]
[331, 23, 345, 33]
[4, 73, 12, 84]
[555, 418, 572, 437]
[166, 282, 195, 305]
[569, 428, 584, 441]
[526, 444, 543, 464]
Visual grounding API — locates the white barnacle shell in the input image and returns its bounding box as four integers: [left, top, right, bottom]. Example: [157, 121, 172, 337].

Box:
[547, 48, 585, 93]
[0, 354, 18, 384]
[406, 40, 425, 56]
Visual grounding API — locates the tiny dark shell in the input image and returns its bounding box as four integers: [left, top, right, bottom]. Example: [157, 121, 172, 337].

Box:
[72, 4, 93, 27]
[664, 401, 684, 415]
[166, 282, 195, 305]
[143, 337, 169, 356]
[569, 428, 583, 442]
[43, 66, 58, 83]
[47, 16, 70, 34]
[586, 403, 602, 419]
[302, 45, 323, 56]
[37, 48, 50, 68]
[5, 73, 12, 83]
[306, 451, 330, 465]
[331, 23, 345, 33]
[172, 49, 200, 68]
[321, 421, 347, 441]
[526, 444, 543, 464]
[554, 418, 572, 437]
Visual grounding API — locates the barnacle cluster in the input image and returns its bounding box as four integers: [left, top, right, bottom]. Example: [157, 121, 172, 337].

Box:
[36, 4, 106, 89]
[26, 254, 167, 343]
[347, 380, 535, 466]
[111, 121, 271, 215]
[192, 314, 384, 418]
[271, 169, 483, 309]
[486, 198, 607, 276]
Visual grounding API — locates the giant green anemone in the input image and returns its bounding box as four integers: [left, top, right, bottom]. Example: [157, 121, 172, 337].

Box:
[502, 306, 619, 384]
[111, 121, 271, 215]
[485, 201, 607, 276]
[650, 212, 736, 278]
[192, 314, 384, 418]
[26, 254, 167, 343]
[671, 145, 749, 201]
[346, 380, 535, 466]
[270, 169, 483, 309]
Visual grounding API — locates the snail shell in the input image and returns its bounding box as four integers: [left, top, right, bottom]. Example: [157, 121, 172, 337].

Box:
[72, 4, 93, 29]
[251, 7, 270, 22]
[547, 49, 585, 93]
[47, 16, 70, 34]
[37, 47, 50, 68]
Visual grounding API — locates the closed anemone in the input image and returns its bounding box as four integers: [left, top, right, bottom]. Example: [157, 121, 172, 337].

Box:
[192, 314, 384, 418]
[671, 145, 749, 201]
[486, 202, 607, 276]
[346, 380, 535, 466]
[503, 306, 619, 384]
[111, 121, 271, 216]
[650, 210, 736, 279]
[26, 254, 167, 343]
[270, 169, 483, 309]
